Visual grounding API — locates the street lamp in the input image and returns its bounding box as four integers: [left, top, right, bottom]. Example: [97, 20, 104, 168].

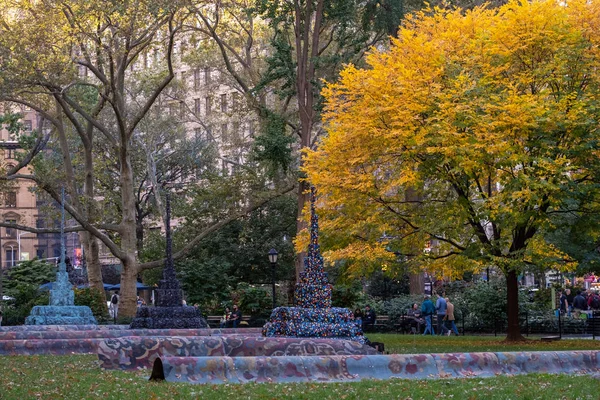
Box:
[268, 248, 278, 309]
[17, 230, 33, 262]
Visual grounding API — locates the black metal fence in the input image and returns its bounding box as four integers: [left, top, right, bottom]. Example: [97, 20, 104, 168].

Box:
[374, 310, 600, 338]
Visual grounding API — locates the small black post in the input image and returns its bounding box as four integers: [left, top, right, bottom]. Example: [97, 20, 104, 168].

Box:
[271, 262, 276, 310]
[526, 310, 529, 337]
[593, 312, 596, 340]
[558, 309, 562, 339]
[268, 248, 278, 310]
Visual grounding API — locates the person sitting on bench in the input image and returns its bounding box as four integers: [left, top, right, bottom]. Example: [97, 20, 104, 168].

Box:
[362, 305, 376, 331]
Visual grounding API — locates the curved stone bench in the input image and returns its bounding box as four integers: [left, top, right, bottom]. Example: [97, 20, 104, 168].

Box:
[0, 339, 101, 356]
[150, 350, 600, 384]
[98, 336, 378, 370]
[0, 328, 262, 341]
[0, 325, 130, 332]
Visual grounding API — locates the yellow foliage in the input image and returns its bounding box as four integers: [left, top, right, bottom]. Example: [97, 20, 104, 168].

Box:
[305, 0, 600, 279]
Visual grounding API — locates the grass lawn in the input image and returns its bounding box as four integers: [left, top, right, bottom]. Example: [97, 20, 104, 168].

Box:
[0, 335, 599, 399]
[368, 333, 600, 354]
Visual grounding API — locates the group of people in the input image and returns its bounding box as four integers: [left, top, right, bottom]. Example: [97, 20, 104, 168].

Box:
[419, 294, 459, 336]
[559, 288, 600, 316]
[354, 305, 377, 331]
[352, 297, 459, 336]
[220, 304, 243, 328]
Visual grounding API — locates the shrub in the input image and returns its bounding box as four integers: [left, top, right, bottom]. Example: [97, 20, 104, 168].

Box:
[74, 288, 109, 322]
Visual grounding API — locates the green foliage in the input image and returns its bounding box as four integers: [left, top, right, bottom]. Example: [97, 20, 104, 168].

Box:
[74, 288, 109, 322]
[4, 259, 55, 296]
[365, 271, 410, 299]
[233, 283, 272, 316]
[251, 111, 294, 175]
[0, 286, 49, 326]
[176, 258, 235, 308]
[332, 281, 366, 308]
[531, 288, 552, 310]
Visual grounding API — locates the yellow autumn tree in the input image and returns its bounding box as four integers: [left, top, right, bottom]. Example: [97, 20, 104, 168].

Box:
[306, 0, 600, 341]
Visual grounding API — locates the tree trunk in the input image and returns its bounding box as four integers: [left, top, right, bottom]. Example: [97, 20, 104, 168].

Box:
[118, 147, 140, 318]
[80, 231, 102, 289]
[119, 255, 138, 319]
[505, 269, 524, 341]
[409, 272, 424, 295]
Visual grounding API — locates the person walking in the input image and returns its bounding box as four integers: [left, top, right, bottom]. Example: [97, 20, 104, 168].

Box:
[444, 297, 460, 336]
[435, 295, 449, 335]
[421, 295, 436, 335]
[110, 291, 120, 319]
[565, 289, 574, 316]
[558, 290, 568, 315]
[573, 291, 588, 311]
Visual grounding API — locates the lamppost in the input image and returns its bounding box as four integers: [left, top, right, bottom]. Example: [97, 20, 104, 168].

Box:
[268, 248, 278, 310]
[7, 245, 15, 268]
[17, 230, 33, 262]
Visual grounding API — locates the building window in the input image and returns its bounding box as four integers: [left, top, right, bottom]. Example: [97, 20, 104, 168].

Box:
[179, 101, 186, 117]
[220, 94, 227, 112]
[5, 219, 16, 237]
[232, 92, 240, 110]
[194, 69, 201, 91]
[23, 120, 32, 132]
[232, 122, 240, 142]
[194, 98, 201, 115]
[37, 249, 45, 259]
[221, 123, 228, 142]
[5, 192, 17, 208]
[204, 67, 211, 84]
[5, 248, 17, 267]
[6, 148, 14, 159]
[205, 96, 211, 115]
[180, 71, 187, 88]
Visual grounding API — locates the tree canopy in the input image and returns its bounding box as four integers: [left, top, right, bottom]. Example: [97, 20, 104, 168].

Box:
[306, 0, 600, 340]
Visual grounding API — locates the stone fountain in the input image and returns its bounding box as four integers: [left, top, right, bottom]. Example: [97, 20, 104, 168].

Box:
[26, 190, 97, 325]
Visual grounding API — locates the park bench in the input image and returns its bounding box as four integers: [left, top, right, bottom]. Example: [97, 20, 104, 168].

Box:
[207, 315, 251, 328]
[373, 315, 390, 331]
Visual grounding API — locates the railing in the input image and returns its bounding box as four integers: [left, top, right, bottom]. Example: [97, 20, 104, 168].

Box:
[364, 309, 600, 338]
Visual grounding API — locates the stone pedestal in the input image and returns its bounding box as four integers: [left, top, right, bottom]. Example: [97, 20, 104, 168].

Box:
[130, 306, 206, 329]
[263, 307, 364, 342]
[26, 271, 97, 326]
[26, 305, 97, 325]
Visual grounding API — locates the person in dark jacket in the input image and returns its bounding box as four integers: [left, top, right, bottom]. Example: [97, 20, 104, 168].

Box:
[573, 291, 588, 311]
[363, 305, 376, 331]
[421, 295, 436, 335]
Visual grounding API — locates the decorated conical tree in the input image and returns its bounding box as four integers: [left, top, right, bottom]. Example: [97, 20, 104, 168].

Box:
[263, 187, 366, 343]
[130, 193, 207, 329]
